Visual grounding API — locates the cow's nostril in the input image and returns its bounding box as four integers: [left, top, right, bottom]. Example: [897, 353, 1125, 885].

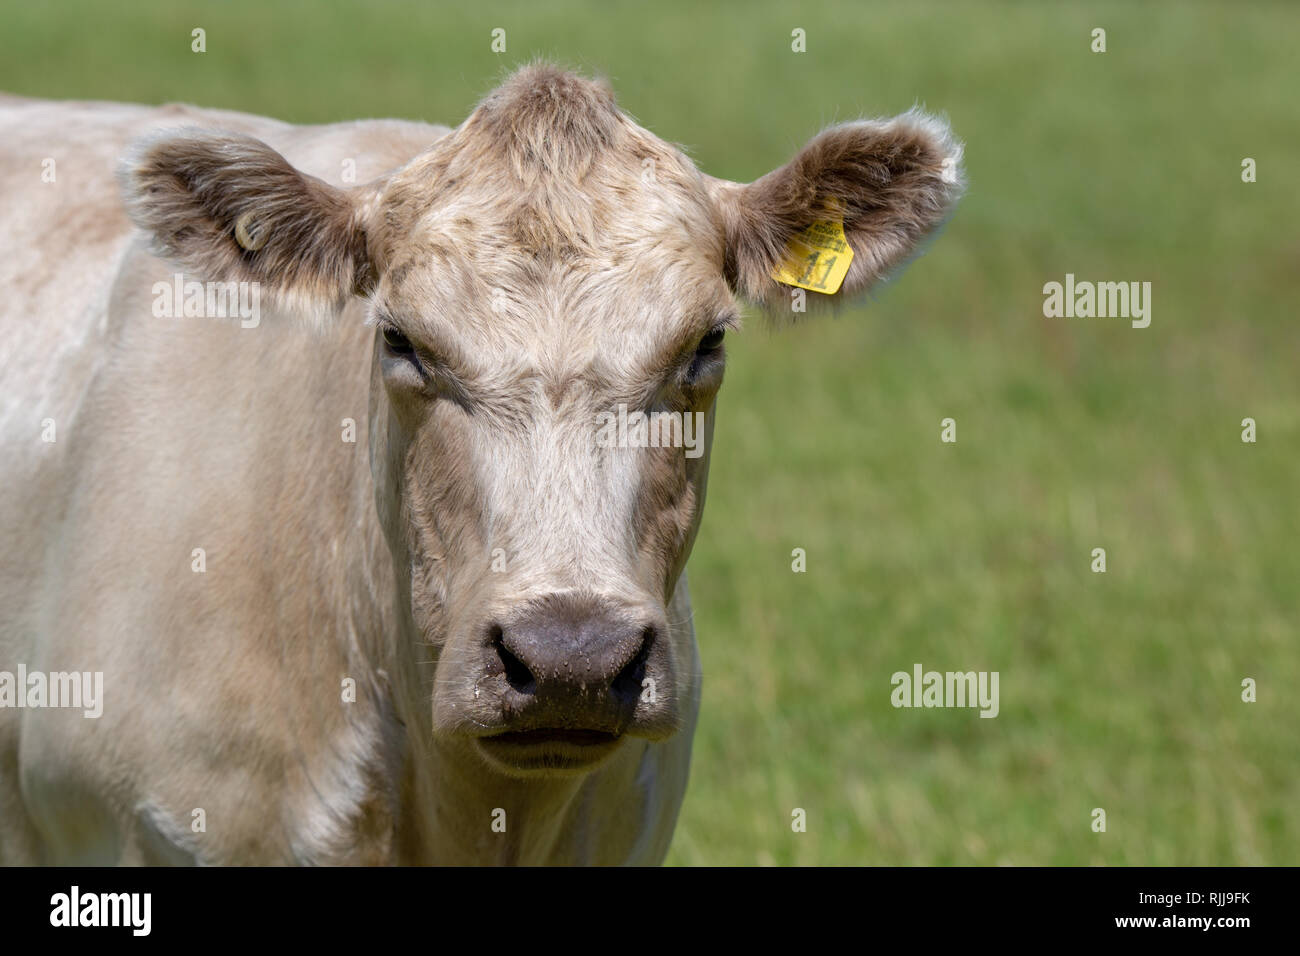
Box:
[611, 627, 654, 702]
[492, 625, 535, 693]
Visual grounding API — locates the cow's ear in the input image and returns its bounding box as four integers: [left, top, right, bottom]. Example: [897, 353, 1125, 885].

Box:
[119, 129, 376, 314]
[711, 111, 963, 310]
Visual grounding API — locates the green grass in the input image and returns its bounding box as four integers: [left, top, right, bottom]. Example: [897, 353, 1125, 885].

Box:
[3, 0, 1296, 865]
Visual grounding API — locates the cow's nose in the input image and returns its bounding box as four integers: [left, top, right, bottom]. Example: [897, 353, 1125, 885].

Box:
[490, 595, 654, 727]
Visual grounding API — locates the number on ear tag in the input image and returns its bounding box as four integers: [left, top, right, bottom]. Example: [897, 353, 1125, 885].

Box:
[771, 218, 854, 294]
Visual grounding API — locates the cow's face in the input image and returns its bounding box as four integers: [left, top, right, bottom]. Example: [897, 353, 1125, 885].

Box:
[123, 65, 962, 776]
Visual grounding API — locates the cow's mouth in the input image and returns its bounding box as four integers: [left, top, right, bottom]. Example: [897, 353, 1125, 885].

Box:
[476, 728, 624, 773]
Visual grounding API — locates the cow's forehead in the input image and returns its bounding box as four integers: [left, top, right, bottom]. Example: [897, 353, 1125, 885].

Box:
[375, 233, 735, 386]
[371, 65, 732, 365]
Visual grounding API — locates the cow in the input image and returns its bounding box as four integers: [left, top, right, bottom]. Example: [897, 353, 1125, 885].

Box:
[0, 64, 962, 864]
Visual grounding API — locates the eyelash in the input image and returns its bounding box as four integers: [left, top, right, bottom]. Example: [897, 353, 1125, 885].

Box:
[378, 322, 437, 385]
[686, 325, 729, 381]
[381, 324, 414, 355]
[697, 327, 726, 353]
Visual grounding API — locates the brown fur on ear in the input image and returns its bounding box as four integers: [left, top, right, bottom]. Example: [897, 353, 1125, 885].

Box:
[714, 110, 964, 310]
[118, 128, 374, 314]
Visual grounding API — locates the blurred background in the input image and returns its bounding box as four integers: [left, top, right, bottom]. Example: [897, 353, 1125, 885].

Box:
[2, 0, 1295, 864]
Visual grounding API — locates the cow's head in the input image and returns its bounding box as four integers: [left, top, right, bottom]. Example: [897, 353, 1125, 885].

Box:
[122, 65, 962, 776]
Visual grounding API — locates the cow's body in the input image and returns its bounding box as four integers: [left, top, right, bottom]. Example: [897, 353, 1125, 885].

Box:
[0, 67, 961, 866]
[0, 97, 699, 864]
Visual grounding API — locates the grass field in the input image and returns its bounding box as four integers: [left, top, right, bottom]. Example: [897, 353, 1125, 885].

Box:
[2, 0, 1296, 865]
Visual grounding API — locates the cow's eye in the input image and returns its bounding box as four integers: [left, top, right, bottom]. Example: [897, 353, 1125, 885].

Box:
[382, 325, 414, 355]
[685, 323, 729, 384]
[697, 326, 726, 353]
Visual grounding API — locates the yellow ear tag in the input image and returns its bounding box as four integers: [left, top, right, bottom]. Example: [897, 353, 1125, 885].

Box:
[771, 217, 854, 294]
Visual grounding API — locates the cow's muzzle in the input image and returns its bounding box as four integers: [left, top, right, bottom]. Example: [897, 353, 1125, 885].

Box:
[468, 591, 678, 773]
